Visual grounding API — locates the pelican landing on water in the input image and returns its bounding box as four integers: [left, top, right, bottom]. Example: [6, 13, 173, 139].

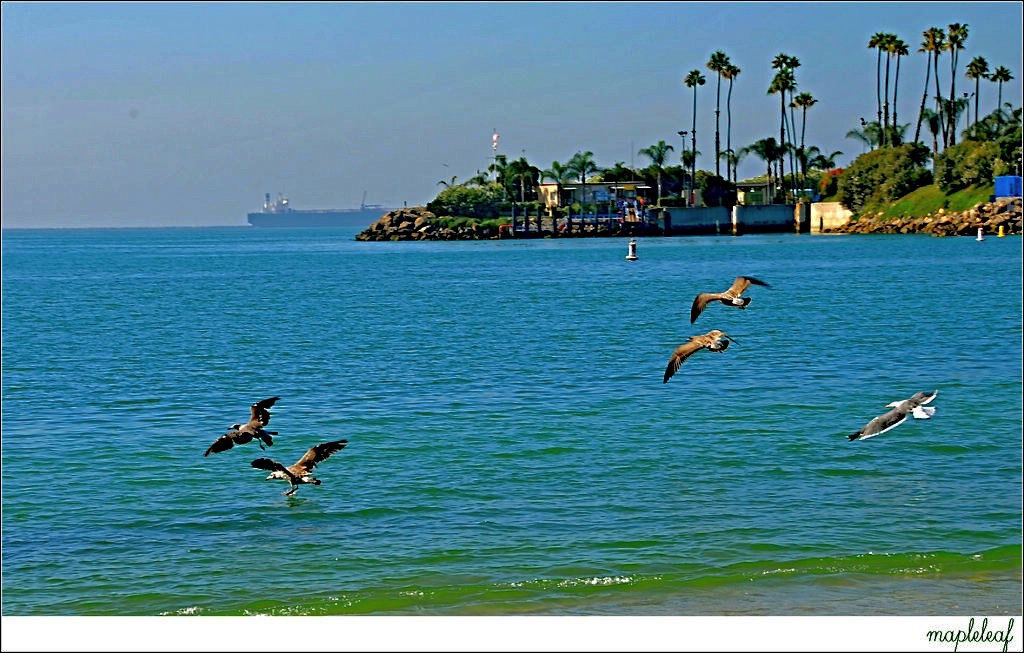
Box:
[251, 440, 348, 496]
[203, 396, 281, 457]
[849, 390, 939, 441]
[690, 276, 770, 324]
[663, 330, 737, 383]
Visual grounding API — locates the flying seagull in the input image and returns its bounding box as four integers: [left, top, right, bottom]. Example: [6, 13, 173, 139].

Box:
[690, 276, 770, 323]
[663, 329, 737, 383]
[849, 391, 939, 441]
[203, 396, 281, 457]
[251, 440, 348, 496]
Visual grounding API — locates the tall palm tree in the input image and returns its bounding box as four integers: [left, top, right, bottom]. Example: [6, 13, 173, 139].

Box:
[990, 66, 1015, 120]
[945, 22, 969, 146]
[488, 154, 510, 191]
[868, 32, 887, 141]
[741, 137, 782, 204]
[437, 175, 459, 188]
[880, 33, 897, 146]
[684, 69, 706, 194]
[722, 62, 741, 183]
[784, 55, 801, 184]
[768, 64, 795, 200]
[965, 56, 990, 127]
[706, 50, 731, 177]
[890, 37, 909, 143]
[933, 26, 946, 148]
[638, 140, 674, 205]
[915, 27, 944, 144]
[793, 92, 817, 190]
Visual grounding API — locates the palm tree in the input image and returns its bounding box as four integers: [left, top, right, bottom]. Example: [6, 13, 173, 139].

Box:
[768, 63, 795, 200]
[869, 32, 887, 141]
[880, 33, 897, 145]
[808, 148, 844, 171]
[890, 37, 909, 142]
[930, 27, 949, 148]
[915, 27, 944, 144]
[965, 56, 990, 129]
[920, 107, 942, 158]
[566, 151, 601, 232]
[437, 175, 459, 188]
[945, 22, 969, 146]
[706, 50, 731, 177]
[488, 154, 510, 191]
[722, 62, 741, 183]
[741, 137, 782, 204]
[638, 140, 674, 205]
[990, 66, 1015, 121]
[684, 69, 706, 195]
[793, 92, 817, 190]
[784, 55, 801, 184]
[542, 160, 574, 233]
[846, 119, 881, 152]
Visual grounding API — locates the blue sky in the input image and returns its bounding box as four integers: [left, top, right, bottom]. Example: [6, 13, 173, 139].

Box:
[2, 1, 1022, 227]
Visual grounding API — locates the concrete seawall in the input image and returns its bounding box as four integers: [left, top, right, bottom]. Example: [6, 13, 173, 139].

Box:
[661, 204, 805, 235]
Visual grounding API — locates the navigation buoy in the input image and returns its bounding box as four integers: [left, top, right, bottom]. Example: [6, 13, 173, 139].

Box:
[977, 227, 985, 241]
[998, 225, 1006, 238]
[625, 238, 638, 261]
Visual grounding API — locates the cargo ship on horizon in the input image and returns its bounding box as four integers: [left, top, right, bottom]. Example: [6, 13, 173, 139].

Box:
[247, 192, 396, 227]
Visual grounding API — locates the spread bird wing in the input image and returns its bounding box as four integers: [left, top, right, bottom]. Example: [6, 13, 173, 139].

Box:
[853, 408, 908, 440]
[663, 339, 707, 383]
[906, 390, 938, 407]
[251, 457, 295, 478]
[250, 396, 281, 426]
[291, 440, 349, 475]
[204, 429, 250, 456]
[690, 293, 721, 323]
[726, 275, 770, 297]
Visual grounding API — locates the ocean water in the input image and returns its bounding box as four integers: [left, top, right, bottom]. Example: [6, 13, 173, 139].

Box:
[1, 226, 1021, 616]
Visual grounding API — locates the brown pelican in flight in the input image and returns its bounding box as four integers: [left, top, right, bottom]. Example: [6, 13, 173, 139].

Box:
[690, 276, 770, 323]
[849, 390, 939, 441]
[251, 440, 349, 496]
[203, 396, 281, 457]
[663, 330, 737, 383]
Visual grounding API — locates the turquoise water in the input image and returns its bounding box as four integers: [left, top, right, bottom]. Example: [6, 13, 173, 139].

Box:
[2, 227, 1021, 616]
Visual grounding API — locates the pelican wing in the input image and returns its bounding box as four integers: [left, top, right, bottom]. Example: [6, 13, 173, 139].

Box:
[906, 390, 938, 408]
[291, 440, 349, 475]
[663, 339, 706, 383]
[690, 293, 722, 323]
[250, 396, 281, 426]
[726, 275, 770, 298]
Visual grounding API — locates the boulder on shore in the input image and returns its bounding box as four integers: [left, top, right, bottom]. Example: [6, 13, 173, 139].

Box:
[823, 197, 1022, 237]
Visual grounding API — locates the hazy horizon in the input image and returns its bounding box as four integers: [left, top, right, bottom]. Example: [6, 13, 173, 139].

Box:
[3, 1, 1022, 228]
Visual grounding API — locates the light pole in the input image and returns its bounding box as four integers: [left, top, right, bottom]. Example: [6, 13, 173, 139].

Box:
[677, 130, 689, 207]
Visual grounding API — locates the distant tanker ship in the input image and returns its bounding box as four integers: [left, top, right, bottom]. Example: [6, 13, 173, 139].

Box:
[247, 192, 395, 227]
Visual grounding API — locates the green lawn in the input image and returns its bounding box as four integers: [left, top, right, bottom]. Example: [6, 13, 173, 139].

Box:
[864, 184, 995, 221]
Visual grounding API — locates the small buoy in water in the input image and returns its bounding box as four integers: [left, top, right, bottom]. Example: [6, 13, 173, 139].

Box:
[625, 238, 638, 261]
[998, 225, 1006, 237]
[977, 227, 985, 241]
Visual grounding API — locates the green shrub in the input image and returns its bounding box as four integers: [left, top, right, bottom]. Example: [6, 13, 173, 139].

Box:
[836, 144, 932, 214]
[426, 183, 506, 219]
[934, 141, 1000, 193]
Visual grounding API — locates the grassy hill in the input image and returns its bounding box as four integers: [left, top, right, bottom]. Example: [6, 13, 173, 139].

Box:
[861, 183, 995, 220]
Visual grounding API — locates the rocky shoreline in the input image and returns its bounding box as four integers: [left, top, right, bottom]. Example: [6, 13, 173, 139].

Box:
[356, 198, 1023, 241]
[354, 206, 661, 241]
[822, 196, 1022, 236]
